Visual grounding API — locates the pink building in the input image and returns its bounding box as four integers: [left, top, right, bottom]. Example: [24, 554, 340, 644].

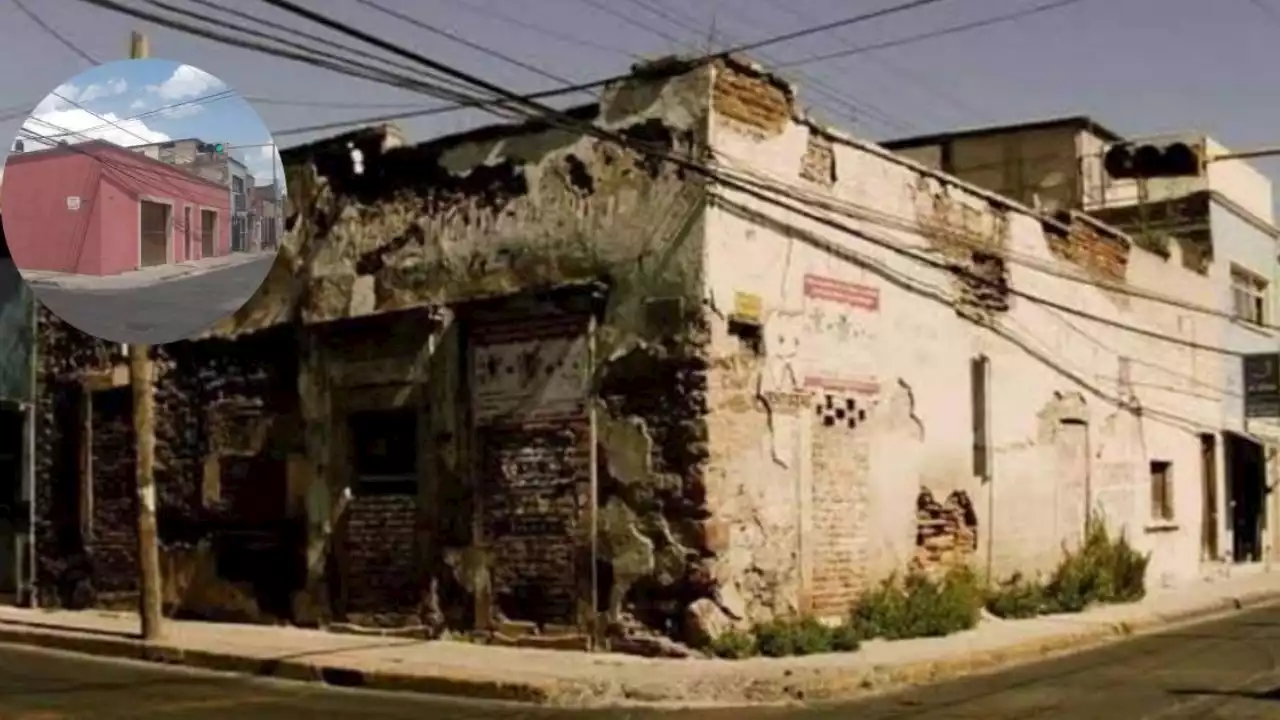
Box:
[0, 140, 231, 276]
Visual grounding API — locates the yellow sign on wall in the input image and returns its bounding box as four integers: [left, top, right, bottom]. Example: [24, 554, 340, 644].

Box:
[732, 292, 763, 323]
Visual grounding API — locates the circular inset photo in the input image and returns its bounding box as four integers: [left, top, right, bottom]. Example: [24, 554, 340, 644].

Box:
[0, 59, 286, 345]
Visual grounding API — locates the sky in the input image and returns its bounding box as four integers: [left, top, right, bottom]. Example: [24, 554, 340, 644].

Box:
[0, 0, 1278, 206]
[8, 57, 284, 187]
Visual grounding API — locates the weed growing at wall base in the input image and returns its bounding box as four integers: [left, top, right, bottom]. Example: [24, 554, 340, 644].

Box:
[987, 516, 1150, 618]
[707, 567, 983, 658]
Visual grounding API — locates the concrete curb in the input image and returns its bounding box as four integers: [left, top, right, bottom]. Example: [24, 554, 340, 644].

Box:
[754, 588, 1280, 705]
[0, 622, 563, 705]
[22, 254, 275, 291]
[0, 589, 1275, 708]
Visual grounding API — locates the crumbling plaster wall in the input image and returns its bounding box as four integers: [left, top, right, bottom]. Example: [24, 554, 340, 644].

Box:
[217, 62, 729, 633]
[698, 58, 1219, 616]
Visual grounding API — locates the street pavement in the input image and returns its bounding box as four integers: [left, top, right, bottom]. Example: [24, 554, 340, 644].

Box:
[31, 254, 277, 345]
[1, 602, 1280, 718]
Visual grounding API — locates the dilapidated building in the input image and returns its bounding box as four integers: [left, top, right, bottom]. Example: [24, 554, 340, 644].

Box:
[26, 56, 1268, 649]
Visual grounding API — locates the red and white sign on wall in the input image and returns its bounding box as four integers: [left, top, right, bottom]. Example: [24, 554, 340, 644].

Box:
[798, 273, 881, 391]
[803, 273, 880, 312]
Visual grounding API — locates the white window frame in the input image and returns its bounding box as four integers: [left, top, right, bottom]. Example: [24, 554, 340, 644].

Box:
[1231, 265, 1269, 325]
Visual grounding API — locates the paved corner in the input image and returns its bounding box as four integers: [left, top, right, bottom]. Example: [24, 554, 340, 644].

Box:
[0, 569, 1276, 714]
[30, 253, 277, 344]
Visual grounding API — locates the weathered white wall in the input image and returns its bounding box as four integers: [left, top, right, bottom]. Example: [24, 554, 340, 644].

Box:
[697, 61, 1223, 616]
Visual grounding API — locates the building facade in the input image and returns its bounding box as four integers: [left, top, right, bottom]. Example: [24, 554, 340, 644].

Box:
[25, 58, 1265, 647]
[1, 141, 231, 275]
[131, 139, 257, 252]
[249, 185, 283, 252]
[884, 120, 1280, 570]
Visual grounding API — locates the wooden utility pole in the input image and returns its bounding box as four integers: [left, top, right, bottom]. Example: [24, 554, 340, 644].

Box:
[128, 29, 163, 642]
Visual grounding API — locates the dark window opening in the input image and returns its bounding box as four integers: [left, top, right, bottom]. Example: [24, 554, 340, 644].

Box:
[349, 408, 417, 496]
[971, 354, 991, 480]
[1150, 460, 1174, 522]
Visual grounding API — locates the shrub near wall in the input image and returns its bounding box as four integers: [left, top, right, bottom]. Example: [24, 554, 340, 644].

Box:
[708, 567, 984, 658]
[986, 518, 1150, 619]
[706, 517, 1150, 658]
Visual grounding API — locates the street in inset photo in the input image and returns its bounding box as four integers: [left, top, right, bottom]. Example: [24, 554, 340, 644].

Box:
[0, 58, 286, 345]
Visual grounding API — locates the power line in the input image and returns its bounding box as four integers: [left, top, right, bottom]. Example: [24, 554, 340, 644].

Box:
[767, 2, 993, 124]
[29, 90, 237, 142]
[617, 0, 920, 133]
[70, 0, 1268, 369]
[147, 0, 489, 100]
[74, 0, 958, 135]
[49, 91, 154, 145]
[776, 0, 1093, 69]
[445, 0, 647, 59]
[83, 0, 1266, 344]
[243, 0, 1269, 355]
[244, 97, 433, 109]
[11, 0, 98, 65]
[356, 0, 581, 90]
[712, 150, 1280, 336]
[573, 0, 686, 46]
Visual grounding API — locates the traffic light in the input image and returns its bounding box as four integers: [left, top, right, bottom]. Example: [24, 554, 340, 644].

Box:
[197, 142, 225, 154]
[1103, 141, 1202, 180]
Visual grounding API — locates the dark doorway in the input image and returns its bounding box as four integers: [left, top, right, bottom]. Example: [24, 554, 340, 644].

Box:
[200, 209, 217, 257]
[1200, 433, 1219, 561]
[0, 407, 26, 602]
[139, 200, 170, 267]
[1225, 431, 1266, 563]
[183, 205, 193, 261]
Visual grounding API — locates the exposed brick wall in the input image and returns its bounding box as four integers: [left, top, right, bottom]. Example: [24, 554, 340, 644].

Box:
[342, 492, 419, 618]
[33, 316, 303, 612]
[807, 399, 872, 616]
[711, 60, 793, 138]
[1045, 219, 1130, 282]
[89, 387, 137, 594]
[800, 131, 836, 186]
[34, 309, 119, 606]
[913, 488, 978, 577]
[479, 421, 589, 627]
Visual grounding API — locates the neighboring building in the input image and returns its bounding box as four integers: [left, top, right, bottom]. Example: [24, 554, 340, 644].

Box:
[1, 141, 231, 275]
[24, 58, 1265, 648]
[248, 184, 283, 252]
[131, 139, 257, 252]
[884, 118, 1280, 567]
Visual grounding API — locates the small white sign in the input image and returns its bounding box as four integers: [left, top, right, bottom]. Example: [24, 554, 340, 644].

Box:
[66, 196, 81, 211]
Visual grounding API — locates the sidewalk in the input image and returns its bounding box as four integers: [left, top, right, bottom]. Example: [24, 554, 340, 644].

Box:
[22, 251, 276, 291]
[0, 568, 1277, 709]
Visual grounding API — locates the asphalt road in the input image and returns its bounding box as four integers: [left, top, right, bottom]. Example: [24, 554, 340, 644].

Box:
[1, 603, 1279, 719]
[32, 254, 277, 345]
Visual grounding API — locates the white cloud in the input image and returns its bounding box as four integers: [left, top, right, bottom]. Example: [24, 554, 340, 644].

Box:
[129, 98, 147, 110]
[76, 78, 129, 104]
[20, 106, 170, 150]
[147, 64, 223, 101]
[31, 83, 78, 115]
[241, 145, 286, 191]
